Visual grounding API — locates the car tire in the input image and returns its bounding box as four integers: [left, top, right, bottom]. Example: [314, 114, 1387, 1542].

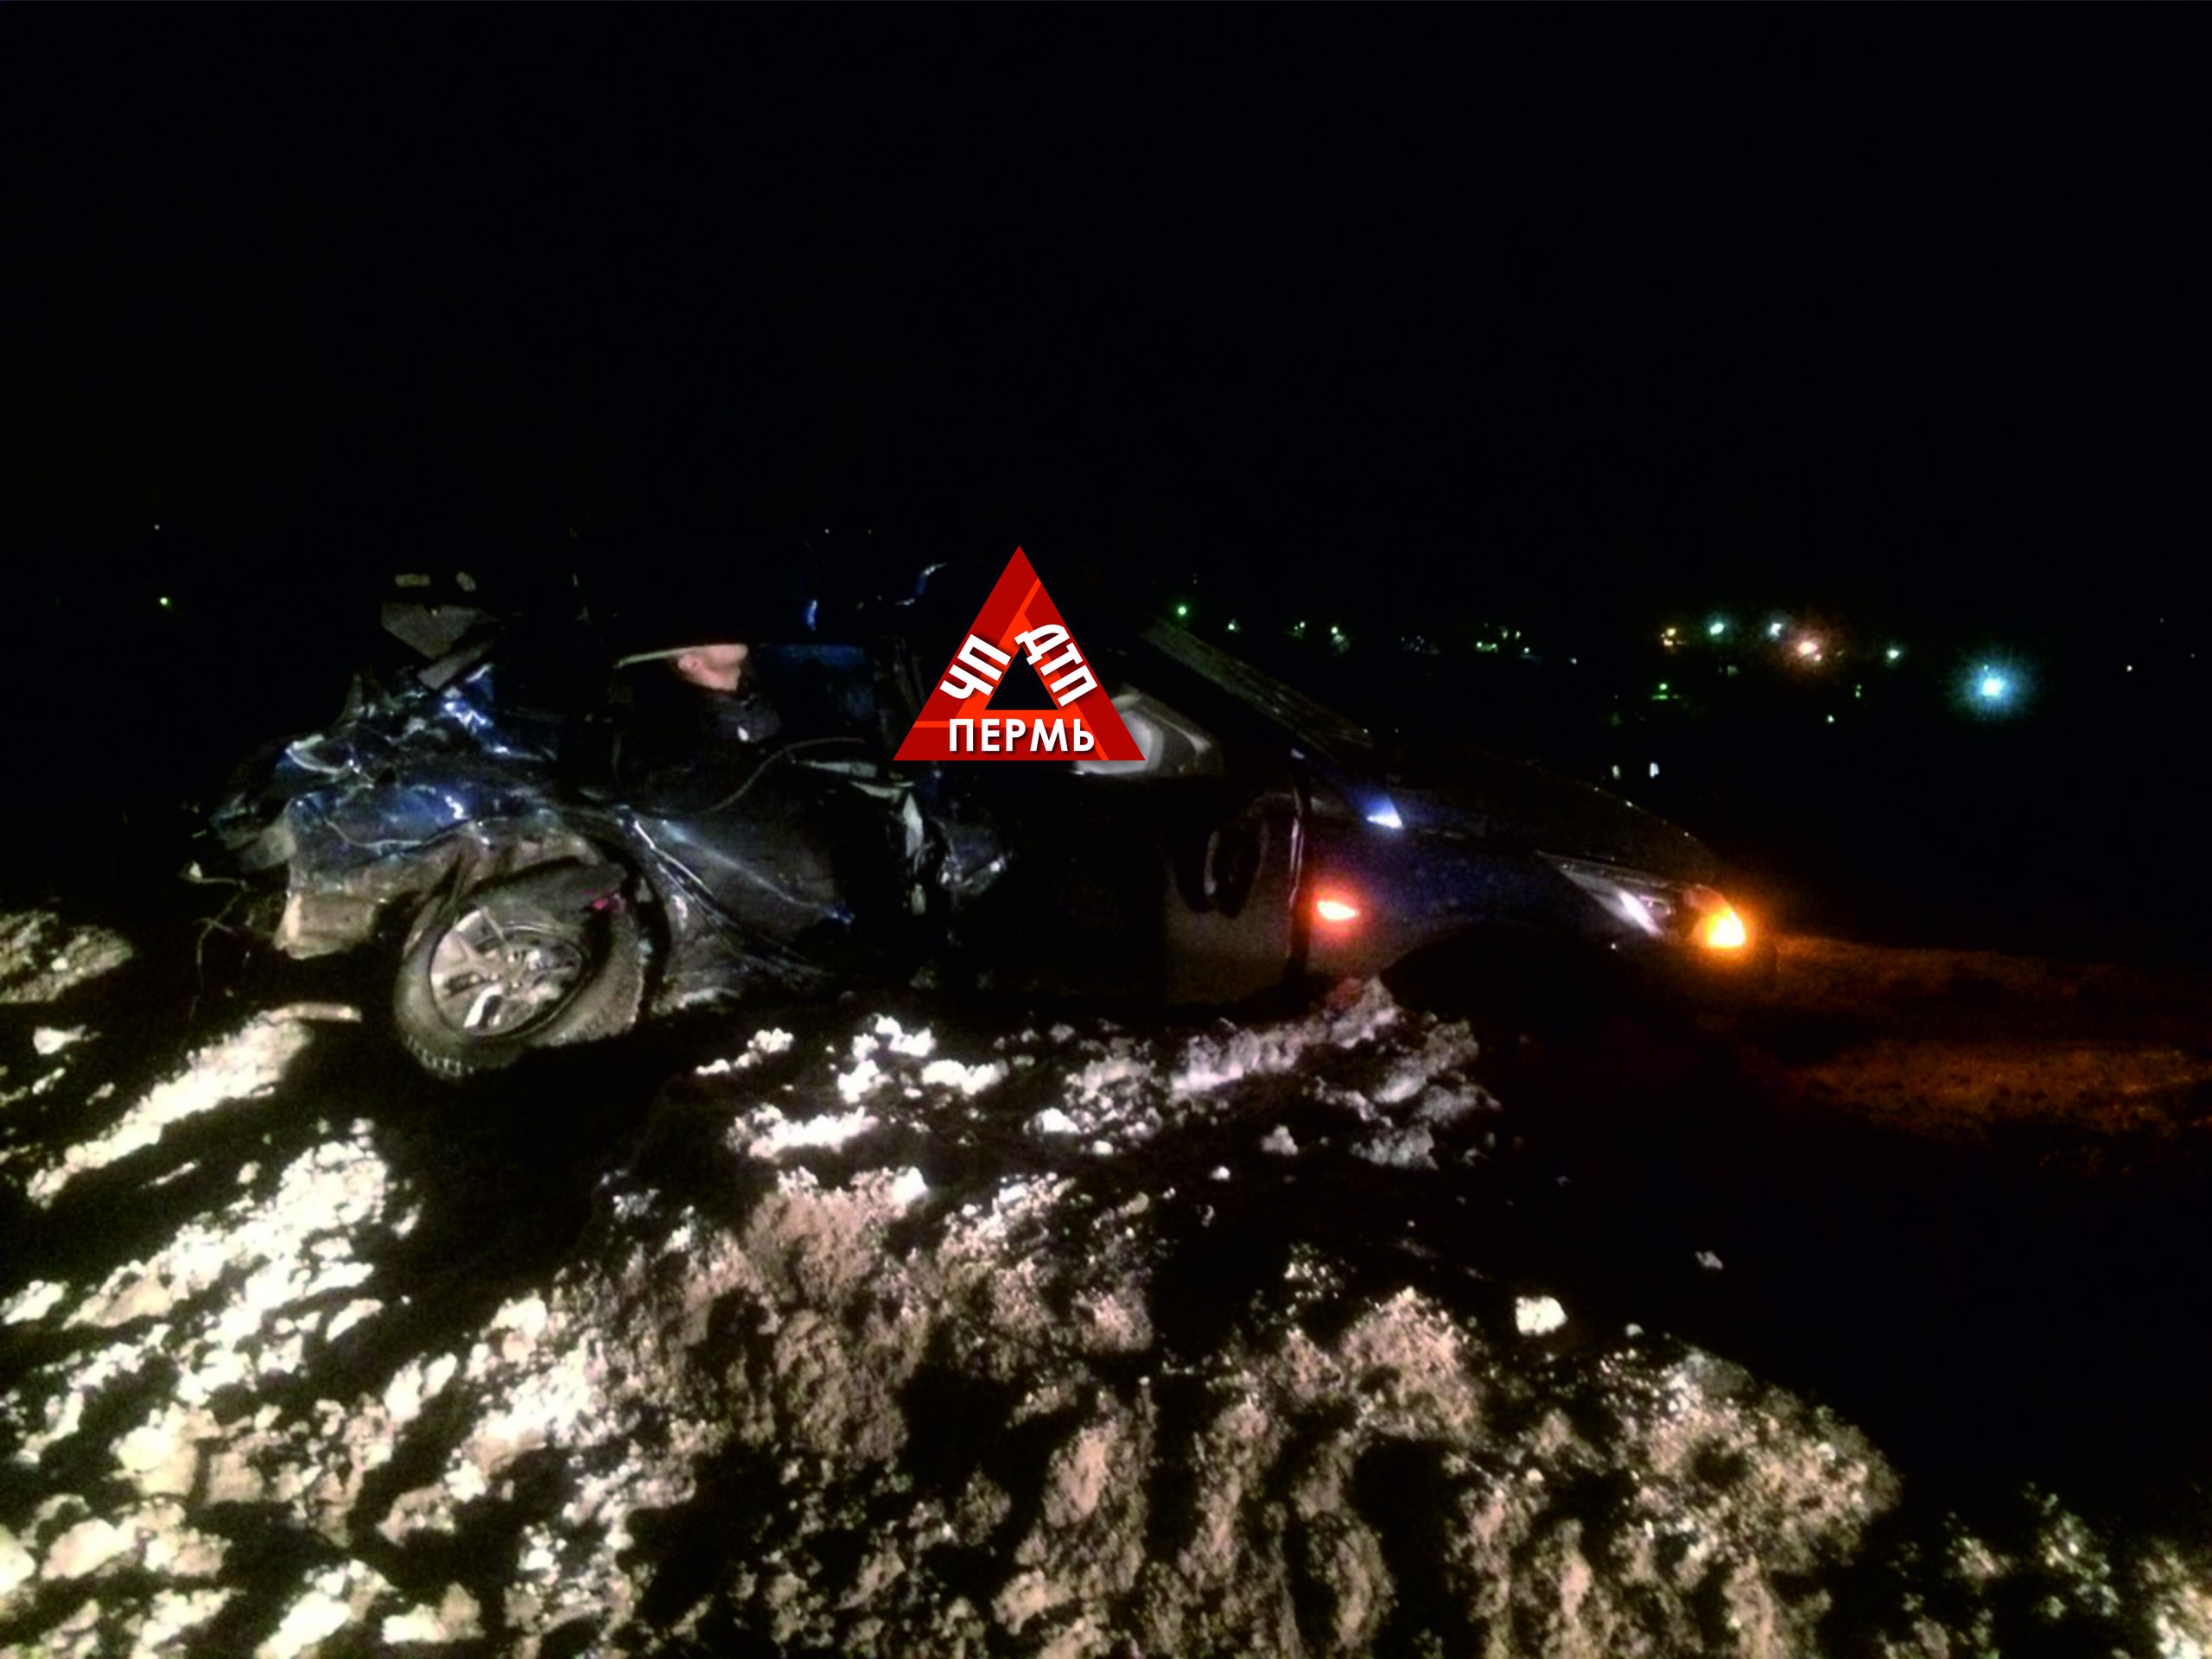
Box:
[392, 873, 645, 1081]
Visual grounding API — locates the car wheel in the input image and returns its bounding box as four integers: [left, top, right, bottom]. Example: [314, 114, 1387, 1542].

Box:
[392, 874, 645, 1080]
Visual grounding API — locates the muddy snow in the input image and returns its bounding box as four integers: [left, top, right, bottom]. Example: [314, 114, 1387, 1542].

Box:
[3, 909, 2209, 1656]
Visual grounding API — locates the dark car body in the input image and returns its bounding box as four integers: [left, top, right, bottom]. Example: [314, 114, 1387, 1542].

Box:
[210, 568, 1770, 1068]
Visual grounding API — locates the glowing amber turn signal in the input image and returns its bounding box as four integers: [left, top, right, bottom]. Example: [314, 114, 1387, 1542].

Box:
[1700, 908, 1749, 950]
[1313, 896, 1361, 925]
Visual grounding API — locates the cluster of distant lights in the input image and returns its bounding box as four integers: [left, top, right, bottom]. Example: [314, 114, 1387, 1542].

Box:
[1168, 602, 1363, 660]
[1651, 614, 2048, 721]
[1168, 602, 1580, 668]
[1178, 603, 1522, 658]
[1662, 615, 1904, 670]
[1171, 598, 2065, 719]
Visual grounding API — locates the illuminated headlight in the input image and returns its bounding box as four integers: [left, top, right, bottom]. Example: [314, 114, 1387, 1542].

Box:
[1545, 855, 1750, 951]
[1683, 885, 1749, 950]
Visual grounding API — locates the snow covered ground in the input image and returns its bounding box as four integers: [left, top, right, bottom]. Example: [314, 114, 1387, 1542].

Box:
[2, 906, 2209, 1656]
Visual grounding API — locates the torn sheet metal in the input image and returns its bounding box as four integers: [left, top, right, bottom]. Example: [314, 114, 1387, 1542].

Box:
[211, 620, 921, 1005]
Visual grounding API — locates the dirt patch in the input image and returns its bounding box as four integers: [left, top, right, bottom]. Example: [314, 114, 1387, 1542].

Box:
[3, 912, 2210, 1656]
[1729, 936, 2212, 1166]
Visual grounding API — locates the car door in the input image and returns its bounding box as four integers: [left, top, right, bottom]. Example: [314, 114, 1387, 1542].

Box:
[899, 632, 1305, 1005]
[607, 639, 912, 971]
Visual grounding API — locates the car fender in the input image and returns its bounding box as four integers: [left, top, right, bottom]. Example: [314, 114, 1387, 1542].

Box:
[395, 837, 632, 953]
[276, 819, 620, 961]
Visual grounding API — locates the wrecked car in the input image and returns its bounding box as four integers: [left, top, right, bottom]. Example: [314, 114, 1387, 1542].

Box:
[209, 566, 1771, 1077]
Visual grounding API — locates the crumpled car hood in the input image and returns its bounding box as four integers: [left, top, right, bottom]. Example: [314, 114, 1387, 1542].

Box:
[209, 675, 558, 876]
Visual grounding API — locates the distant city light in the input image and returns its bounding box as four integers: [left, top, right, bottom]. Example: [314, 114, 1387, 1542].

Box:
[1959, 655, 2031, 716]
[1795, 638, 1823, 662]
[1707, 618, 1728, 638]
[1768, 620, 1787, 639]
[1175, 603, 1190, 618]
[158, 596, 171, 608]
[1885, 646, 1903, 663]
[1226, 620, 1239, 632]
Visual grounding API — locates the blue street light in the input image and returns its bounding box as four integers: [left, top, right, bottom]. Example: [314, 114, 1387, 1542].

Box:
[1958, 654, 2031, 717]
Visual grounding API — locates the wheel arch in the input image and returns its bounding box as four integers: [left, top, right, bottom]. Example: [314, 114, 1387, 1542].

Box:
[394, 830, 638, 949]
[391, 844, 652, 1080]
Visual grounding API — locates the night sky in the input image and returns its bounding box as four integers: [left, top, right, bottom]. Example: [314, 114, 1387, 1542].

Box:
[4, 13, 2205, 657]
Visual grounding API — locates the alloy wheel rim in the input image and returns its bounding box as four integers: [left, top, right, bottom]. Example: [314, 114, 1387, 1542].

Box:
[426, 907, 590, 1038]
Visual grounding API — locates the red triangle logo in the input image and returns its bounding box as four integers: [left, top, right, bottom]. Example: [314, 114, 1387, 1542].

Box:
[893, 548, 1146, 763]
